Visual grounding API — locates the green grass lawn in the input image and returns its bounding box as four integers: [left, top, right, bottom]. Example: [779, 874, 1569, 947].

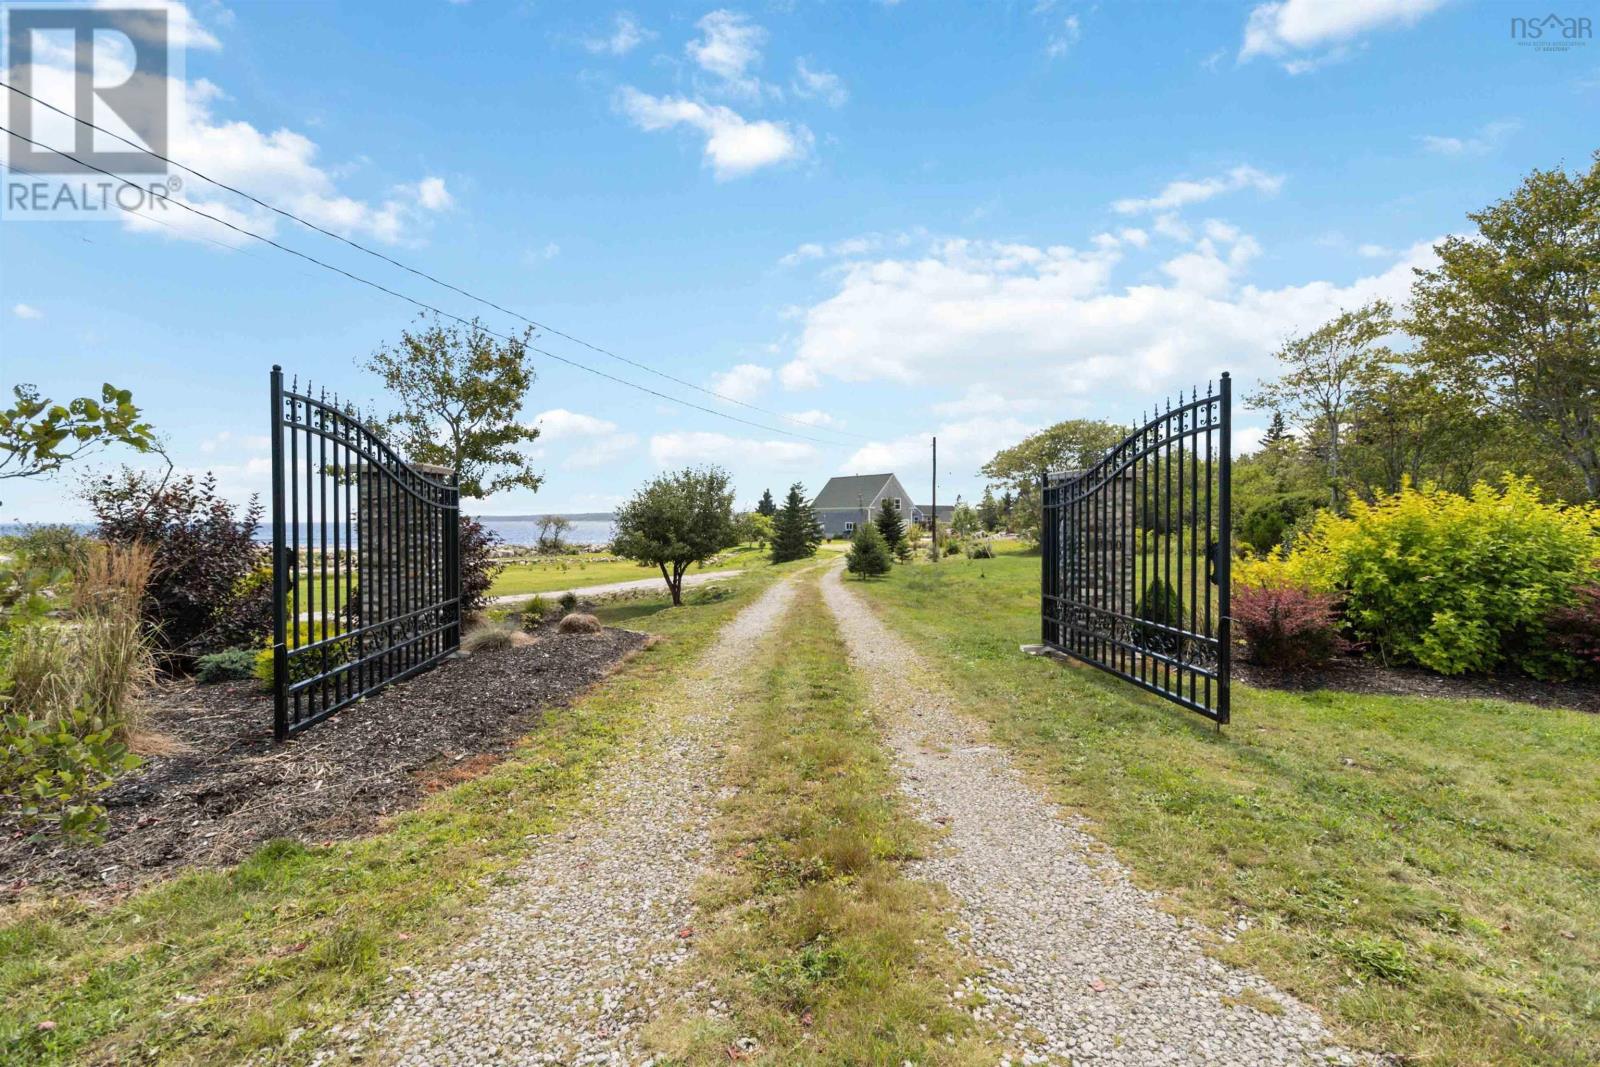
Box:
[859, 545, 1600, 1067]
[282, 546, 773, 610]
[0, 563, 803, 1066]
[488, 545, 770, 598]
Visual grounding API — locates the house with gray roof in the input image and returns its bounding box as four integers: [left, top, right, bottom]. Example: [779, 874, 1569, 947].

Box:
[810, 473, 918, 538]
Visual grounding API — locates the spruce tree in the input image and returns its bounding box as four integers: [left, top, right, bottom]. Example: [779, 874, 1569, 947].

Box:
[874, 499, 905, 550]
[756, 487, 777, 516]
[978, 486, 1001, 531]
[770, 482, 822, 562]
[846, 522, 893, 579]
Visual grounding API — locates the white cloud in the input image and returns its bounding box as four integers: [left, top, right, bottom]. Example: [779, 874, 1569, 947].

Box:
[787, 409, 841, 428]
[11, 303, 42, 319]
[1046, 15, 1082, 59]
[1419, 120, 1519, 156]
[585, 13, 652, 56]
[615, 87, 810, 179]
[1357, 242, 1392, 258]
[688, 9, 767, 96]
[842, 415, 1034, 492]
[649, 431, 815, 467]
[793, 58, 848, 107]
[709, 363, 773, 402]
[413, 176, 453, 211]
[1, 7, 455, 247]
[1240, 0, 1447, 72]
[531, 408, 639, 469]
[779, 233, 1439, 418]
[777, 231, 914, 266]
[525, 241, 561, 263]
[1112, 165, 1284, 215]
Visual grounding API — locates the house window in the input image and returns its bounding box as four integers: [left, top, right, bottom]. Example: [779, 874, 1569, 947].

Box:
[893, 497, 902, 510]
[844, 521, 855, 534]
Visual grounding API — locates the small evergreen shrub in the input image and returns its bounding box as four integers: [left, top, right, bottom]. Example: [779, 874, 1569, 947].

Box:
[195, 648, 258, 683]
[1134, 577, 1185, 655]
[1233, 584, 1350, 670]
[846, 523, 892, 579]
[1239, 491, 1324, 554]
[558, 590, 580, 613]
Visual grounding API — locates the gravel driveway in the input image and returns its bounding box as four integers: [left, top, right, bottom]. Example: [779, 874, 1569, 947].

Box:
[820, 563, 1374, 1067]
[328, 573, 801, 1066]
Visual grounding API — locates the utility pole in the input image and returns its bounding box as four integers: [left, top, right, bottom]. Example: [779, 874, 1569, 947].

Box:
[930, 436, 938, 563]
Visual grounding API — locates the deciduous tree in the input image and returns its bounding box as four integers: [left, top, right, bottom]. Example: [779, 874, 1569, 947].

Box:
[981, 419, 1123, 536]
[1408, 154, 1600, 499]
[363, 315, 542, 499]
[611, 467, 738, 606]
[1248, 301, 1395, 510]
[0, 383, 164, 503]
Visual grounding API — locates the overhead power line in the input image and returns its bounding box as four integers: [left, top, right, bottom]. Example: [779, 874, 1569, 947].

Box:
[0, 78, 862, 441]
[0, 122, 848, 446]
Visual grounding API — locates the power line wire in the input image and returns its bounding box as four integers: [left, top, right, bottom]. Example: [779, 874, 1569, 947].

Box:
[0, 123, 847, 445]
[0, 78, 863, 441]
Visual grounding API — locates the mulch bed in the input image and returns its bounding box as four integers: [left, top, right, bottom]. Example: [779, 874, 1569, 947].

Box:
[1236, 657, 1600, 713]
[1, 626, 648, 900]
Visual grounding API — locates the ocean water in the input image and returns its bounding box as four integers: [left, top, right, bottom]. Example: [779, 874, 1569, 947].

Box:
[1, 516, 616, 549]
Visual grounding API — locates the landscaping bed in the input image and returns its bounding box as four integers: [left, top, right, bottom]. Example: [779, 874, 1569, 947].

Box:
[1236, 657, 1600, 713]
[0, 627, 648, 898]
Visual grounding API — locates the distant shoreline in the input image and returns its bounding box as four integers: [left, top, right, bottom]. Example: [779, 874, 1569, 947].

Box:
[468, 512, 615, 522]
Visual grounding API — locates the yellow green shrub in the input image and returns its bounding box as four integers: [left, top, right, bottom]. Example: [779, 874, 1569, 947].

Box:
[253, 620, 353, 689]
[1251, 478, 1599, 677]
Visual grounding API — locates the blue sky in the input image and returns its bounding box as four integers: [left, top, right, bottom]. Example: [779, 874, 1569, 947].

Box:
[2, 0, 1596, 522]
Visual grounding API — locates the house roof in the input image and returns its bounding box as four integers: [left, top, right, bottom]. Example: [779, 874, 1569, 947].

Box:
[812, 473, 897, 510]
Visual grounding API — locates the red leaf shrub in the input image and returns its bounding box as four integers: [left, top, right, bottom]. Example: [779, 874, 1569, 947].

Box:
[458, 514, 503, 615]
[1545, 584, 1600, 678]
[1233, 583, 1349, 670]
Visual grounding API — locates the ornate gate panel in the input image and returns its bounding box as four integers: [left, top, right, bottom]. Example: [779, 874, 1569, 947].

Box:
[269, 366, 460, 740]
[1041, 375, 1231, 723]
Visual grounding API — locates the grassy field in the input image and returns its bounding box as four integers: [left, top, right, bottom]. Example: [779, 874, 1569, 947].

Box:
[649, 572, 991, 1064]
[858, 544, 1600, 1067]
[487, 544, 774, 598]
[0, 561, 800, 1066]
[282, 545, 773, 611]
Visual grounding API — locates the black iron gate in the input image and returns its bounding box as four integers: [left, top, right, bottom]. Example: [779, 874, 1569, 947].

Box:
[1041, 374, 1231, 723]
[270, 366, 461, 740]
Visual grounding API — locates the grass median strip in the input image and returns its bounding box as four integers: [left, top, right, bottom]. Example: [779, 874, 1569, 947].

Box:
[0, 564, 797, 1067]
[857, 545, 1600, 1067]
[648, 572, 995, 1065]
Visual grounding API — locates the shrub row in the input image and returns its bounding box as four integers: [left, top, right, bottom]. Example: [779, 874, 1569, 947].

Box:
[1234, 479, 1599, 678]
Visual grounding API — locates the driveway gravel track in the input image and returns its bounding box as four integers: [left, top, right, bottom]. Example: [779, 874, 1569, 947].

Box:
[326, 572, 801, 1066]
[820, 563, 1376, 1067]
